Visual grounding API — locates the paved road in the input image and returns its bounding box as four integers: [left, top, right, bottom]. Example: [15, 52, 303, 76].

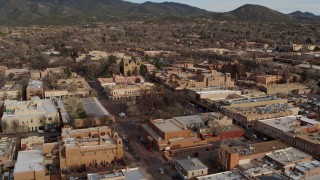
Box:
[89, 81, 171, 179]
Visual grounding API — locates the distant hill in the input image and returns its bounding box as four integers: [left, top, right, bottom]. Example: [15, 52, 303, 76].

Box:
[0, 1, 319, 25]
[130, 2, 208, 16]
[0, 0, 209, 25]
[213, 4, 297, 23]
[290, 11, 317, 18]
[289, 11, 320, 22]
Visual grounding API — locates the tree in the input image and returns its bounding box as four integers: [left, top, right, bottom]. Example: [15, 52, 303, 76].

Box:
[107, 63, 120, 75]
[10, 120, 21, 133]
[126, 70, 132, 77]
[39, 115, 47, 129]
[139, 65, 147, 76]
[65, 97, 86, 119]
[218, 142, 229, 171]
[306, 37, 313, 44]
[8, 73, 14, 80]
[132, 67, 139, 76]
[301, 70, 309, 82]
[100, 115, 113, 125]
[108, 55, 117, 64]
[1, 121, 8, 134]
[64, 67, 72, 78]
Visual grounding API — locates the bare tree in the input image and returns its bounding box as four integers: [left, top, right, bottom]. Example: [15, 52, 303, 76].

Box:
[65, 97, 86, 119]
[39, 115, 47, 129]
[1, 121, 8, 134]
[10, 120, 21, 133]
[218, 140, 230, 171]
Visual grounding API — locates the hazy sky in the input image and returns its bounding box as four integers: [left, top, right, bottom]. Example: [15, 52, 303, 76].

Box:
[129, 0, 320, 14]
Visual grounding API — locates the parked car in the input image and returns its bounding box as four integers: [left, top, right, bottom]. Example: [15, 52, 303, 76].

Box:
[118, 113, 127, 118]
[159, 167, 165, 174]
[37, 130, 44, 134]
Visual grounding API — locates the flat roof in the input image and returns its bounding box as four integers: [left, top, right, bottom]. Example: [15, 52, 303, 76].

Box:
[14, 150, 44, 173]
[258, 116, 320, 133]
[266, 147, 312, 166]
[227, 140, 290, 156]
[177, 158, 207, 172]
[2, 98, 57, 119]
[141, 124, 162, 141]
[223, 96, 281, 105]
[152, 119, 184, 133]
[295, 160, 320, 173]
[27, 80, 43, 90]
[174, 115, 204, 127]
[241, 163, 274, 178]
[214, 124, 244, 134]
[296, 132, 320, 144]
[87, 167, 147, 180]
[197, 170, 246, 180]
[0, 138, 16, 164]
[82, 97, 110, 117]
[286, 160, 320, 180]
[262, 83, 307, 89]
[225, 103, 294, 116]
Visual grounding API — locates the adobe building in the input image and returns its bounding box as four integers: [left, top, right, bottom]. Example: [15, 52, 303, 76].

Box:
[0, 81, 22, 100]
[255, 116, 320, 158]
[141, 117, 208, 151]
[5, 68, 29, 79]
[260, 83, 307, 95]
[286, 160, 320, 179]
[26, 80, 44, 100]
[150, 68, 235, 91]
[220, 95, 287, 108]
[59, 126, 123, 171]
[53, 77, 91, 98]
[175, 158, 208, 179]
[14, 150, 50, 180]
[30, 67, 66, 80]
[120, 58, 142, 76]
[97, 75, 145, 86]
[256, 75, 283, 85]
[223, 103, 299, 128]
[219, 140, 291, 170]
[104, 83, 153, 101]
[0, 138, 19, 171]
[1, 97, 62, 133]
[14, 136, 60, 180]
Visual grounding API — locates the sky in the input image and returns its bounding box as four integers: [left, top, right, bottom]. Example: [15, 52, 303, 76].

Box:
[129, 0, 320, 15]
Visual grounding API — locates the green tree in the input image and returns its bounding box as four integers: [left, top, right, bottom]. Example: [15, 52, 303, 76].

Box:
[139, 65, 147, 76]
[306, 37, 313, 44]
[64, 67, 72, 78]
[126, 70, 132, 76]
[301, 70, 309, 82]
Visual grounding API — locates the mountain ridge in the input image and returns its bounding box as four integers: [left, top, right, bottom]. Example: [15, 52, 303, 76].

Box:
[0, 1, 319, 25]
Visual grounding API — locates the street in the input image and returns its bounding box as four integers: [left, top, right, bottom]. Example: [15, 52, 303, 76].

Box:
[89, 80, 173, 179]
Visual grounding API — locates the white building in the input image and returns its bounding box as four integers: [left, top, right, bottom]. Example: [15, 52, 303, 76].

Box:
[1, 97, 63, 133]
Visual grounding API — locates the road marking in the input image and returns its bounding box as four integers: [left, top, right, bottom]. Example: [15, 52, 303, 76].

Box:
[135, 142, 147, 156]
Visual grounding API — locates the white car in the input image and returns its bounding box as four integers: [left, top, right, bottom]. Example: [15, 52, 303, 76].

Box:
[118, 113, 127, 118]
[37, 130, 44, 134]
